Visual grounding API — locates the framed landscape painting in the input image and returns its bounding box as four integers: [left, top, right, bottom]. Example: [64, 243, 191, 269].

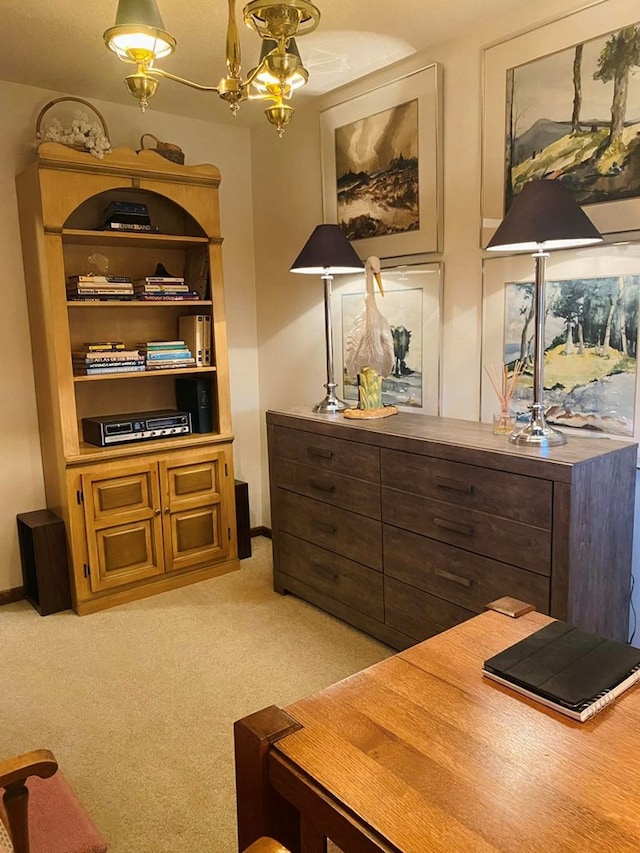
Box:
[481, 241, 640, 448]
[331, 262, 442, 414]
[481, 0, 640, 246]
[320, 64, 443, 260]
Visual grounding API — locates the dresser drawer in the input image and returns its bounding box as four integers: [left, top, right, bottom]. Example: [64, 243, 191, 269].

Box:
[382, 489, 550, 573]
[271, 426, 380, 482]
[383, 525, 550, 613]
[279, 532, 384, 620]
[385, 577, 475, 642]
[275, 489, 382, 570]
[271, 458, 380, 519]
[381, 448, 552, 528]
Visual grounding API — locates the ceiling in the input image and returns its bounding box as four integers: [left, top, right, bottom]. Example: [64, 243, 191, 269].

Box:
[2, 0, 521, 126]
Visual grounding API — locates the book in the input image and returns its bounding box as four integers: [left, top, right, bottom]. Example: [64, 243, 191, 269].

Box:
[135, 276, 185, 284]
[203, 315, 212, 365]
[67, 275, 131, 284]
[99, 222, 160, 232]
[74, 364, 147, 375]
[136, 293, 199, 301]
[178, 315, 206, 367]
[82, 341, 126, 351]
[483, 620, 640, 722]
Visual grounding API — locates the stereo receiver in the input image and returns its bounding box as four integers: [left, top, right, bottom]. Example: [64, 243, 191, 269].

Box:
[82, 409, 192, 446]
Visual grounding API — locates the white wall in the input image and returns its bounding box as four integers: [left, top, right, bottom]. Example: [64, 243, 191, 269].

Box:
[0, 79, 260, 591]
[252, 0, 598, 527]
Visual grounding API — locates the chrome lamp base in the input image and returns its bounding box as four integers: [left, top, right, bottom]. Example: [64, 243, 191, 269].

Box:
[313, 383, 347, 413]
[509, 403, 566, 447]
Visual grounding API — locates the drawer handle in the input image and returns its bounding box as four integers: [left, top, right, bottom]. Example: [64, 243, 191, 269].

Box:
[433, 517, 474, 537]
[307, 446, 333, 459]
[311, 562, 338, 582]
[312, 520, 337, 535]
[434, 567, 472, 588]
[434, 476, 473, 494]
[308, 478, 336, 493]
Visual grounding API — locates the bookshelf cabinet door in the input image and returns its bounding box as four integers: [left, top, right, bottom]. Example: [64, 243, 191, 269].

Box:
[81, 461, 164, 592]
[160, 447, 232, 573]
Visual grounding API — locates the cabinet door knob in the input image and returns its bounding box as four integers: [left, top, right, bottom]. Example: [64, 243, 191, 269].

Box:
[164, 507, 171, 514]
[155, 509, 161, 516]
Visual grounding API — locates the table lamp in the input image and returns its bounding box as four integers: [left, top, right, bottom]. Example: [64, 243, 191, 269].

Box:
[290, 224, 364, 412]
[486, 179, 602, 447]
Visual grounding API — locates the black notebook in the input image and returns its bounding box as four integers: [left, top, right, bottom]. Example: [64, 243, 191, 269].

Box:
[483, 620, 640, 721]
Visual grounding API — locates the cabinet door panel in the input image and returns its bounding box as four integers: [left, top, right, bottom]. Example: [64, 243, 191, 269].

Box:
[81, 461, 164, 592]
[163, 455, 222, 508]
[160, 450, 230, 572]
[94, 521, 163, 590]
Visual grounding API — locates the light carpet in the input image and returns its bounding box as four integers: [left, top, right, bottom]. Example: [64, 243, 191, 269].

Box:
[0, 537, 391, 852]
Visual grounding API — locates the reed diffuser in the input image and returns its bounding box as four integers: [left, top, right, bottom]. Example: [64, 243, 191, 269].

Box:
[485, 361, 523, 434]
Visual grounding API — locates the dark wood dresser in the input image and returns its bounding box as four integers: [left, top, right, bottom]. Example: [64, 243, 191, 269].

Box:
[267, 408, 637, 649]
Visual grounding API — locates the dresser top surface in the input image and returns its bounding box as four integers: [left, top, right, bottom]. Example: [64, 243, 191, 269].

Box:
[267, 408, 637, 481]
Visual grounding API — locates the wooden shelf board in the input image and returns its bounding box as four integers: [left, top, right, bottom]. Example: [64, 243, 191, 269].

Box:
[66, 431, 234, 464]
[67, 300, 212, 308]
[74, 367, 216, 382]
[60, 228, 211, 248]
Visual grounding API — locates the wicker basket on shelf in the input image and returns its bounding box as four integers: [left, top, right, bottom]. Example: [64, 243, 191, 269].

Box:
[139, 133, 185, 165]
[35, 97, 111, 156]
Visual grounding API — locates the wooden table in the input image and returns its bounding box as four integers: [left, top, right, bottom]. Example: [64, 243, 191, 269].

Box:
[234, 609, 640, 852]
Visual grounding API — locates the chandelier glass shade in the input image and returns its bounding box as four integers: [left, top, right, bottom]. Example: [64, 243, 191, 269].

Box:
[104, 0, 320, 135]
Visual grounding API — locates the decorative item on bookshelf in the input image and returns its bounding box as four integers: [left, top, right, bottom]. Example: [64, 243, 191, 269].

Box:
[139, 133, 185, 165]
[35, 97, 111, 158]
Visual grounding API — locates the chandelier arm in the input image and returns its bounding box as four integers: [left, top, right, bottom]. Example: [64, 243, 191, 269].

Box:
[226, 0, 242, 79]
[143, 67, 220, 92]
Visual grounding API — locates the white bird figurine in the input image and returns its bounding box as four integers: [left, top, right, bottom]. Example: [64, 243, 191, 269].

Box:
[345, 256, 395, 379]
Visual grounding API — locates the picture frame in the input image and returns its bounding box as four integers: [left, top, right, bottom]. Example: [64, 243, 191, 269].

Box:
[481, 0, 640, 248]
[331, 261, 442, 414]
[320, 64, 443, 260]
[481, 242, 640, 448]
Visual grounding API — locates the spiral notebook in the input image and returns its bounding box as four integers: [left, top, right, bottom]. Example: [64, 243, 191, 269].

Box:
[483, 620, 640, 722]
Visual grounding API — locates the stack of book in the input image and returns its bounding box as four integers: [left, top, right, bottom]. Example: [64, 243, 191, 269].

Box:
[99, 201, 159, 233]
[134, 276, 200, 301]
[66, 275, 135, 301]
[72, 342, 145, 376]
[178, 315, 212, 367]
[139, 341, 196, 370]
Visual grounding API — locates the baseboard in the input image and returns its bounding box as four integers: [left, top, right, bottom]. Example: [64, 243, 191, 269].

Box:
[0, 586, 25, 606]
[251, 526, 272, 539]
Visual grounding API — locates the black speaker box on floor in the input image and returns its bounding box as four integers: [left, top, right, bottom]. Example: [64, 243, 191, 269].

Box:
[175, 376, 213, 433]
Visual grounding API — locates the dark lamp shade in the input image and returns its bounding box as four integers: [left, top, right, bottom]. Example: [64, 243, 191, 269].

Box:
[486, 179, 603, 252]
[115, 0, 167, 28]
[290, 224, 364, 274]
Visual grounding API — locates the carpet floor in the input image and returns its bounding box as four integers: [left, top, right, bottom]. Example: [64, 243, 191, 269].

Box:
[0, 537, 392, 852]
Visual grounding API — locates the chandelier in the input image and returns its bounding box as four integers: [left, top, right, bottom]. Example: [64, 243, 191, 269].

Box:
[104, 0, 321, 136]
